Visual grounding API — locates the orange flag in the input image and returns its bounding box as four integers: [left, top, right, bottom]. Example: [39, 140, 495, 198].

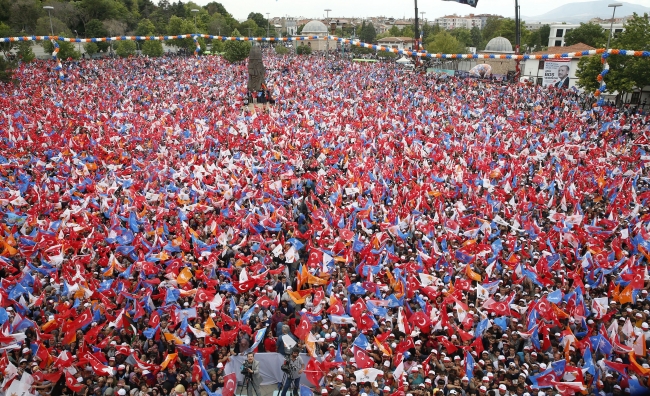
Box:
[176, 267, 193, 286]
[618, 283, 634, 305]
[465, 265, 482, 282]
[160, 353, 178, 370]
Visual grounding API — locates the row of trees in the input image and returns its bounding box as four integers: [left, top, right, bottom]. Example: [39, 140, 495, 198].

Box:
[0, 0, 275, 59]
[575, 13, 650, 100]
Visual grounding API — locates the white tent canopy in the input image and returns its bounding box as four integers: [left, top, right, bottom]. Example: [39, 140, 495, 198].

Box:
[396, 57, 412, 64]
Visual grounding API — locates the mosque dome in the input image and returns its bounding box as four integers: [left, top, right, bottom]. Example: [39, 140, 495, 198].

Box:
[301, 20, 328, 35]
[484, 36, 513, 53]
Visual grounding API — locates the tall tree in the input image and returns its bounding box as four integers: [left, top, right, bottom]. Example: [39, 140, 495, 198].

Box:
[359, 21, 377, 44]
[247, 13, 268, 31]
[577, 13, 650, 97]
[496, 18, 530, 47]
[482, 16, 503, 42]
[564, 22, 607, 48]
[449, 27, 472, 47]
[205, 2, 230, 17]
[9, 0, 42, 33]
[425, 30, 466, 54]
[470, 26, 482, 48]
[223, 28, 250, 63]
[85, 19, 110, 52]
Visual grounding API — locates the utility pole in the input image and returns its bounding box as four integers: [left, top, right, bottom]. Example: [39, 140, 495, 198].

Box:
[514, 0, 520, 82]
[325, 8, 331, 60]
[414, 0, 419, 65]
[266, 12, 270, 38]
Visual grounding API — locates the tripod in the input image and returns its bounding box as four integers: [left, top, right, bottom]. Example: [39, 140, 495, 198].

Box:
[278, 372, 298, 396]
[238, 373, 260, 396]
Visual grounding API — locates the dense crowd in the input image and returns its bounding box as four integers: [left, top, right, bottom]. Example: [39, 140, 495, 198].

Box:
[0, 52, 649, 396]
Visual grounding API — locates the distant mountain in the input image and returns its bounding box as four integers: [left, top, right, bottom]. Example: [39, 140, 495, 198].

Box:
[523, 0, 650, 23]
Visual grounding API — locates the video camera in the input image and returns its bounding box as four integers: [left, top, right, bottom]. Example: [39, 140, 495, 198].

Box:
[281, 359, 291, 374]
[241, 361, 253, 377]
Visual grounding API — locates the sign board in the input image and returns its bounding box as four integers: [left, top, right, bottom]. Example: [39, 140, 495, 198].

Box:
[543, 59, 571, 88]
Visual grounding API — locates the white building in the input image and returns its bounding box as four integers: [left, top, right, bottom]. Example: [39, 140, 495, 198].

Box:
[434, 14, 482, 30]
[377, 37, 415, 51]
[434, 14, 500, 30]
[520, 43, 595, 88]
[548, 23, 624, 47]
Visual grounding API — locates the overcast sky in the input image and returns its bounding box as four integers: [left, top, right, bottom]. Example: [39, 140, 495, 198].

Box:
[194, 0, 649, 21]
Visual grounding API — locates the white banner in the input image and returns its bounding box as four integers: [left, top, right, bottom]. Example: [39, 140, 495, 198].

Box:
[225, 353, 313, 386]
[543, 59, 571, 88]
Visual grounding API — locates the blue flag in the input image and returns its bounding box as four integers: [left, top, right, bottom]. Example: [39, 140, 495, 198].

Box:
[465, 351, 475, 381]
[352, 333, 369, 350]
[165, 288, 180, 304]
[245, 328, 267, 354]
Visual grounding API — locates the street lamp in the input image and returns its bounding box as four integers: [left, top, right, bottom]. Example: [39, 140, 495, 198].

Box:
[606, 3, 622, 49]
[266, 13, 270, 38]
[325, 8, 331, 59]
[191, 9, 199, 32]
[43, 6, 54, 36]
[74, 29, 81, 54]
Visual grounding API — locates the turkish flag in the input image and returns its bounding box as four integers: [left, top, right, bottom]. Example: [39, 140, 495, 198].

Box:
[305, 358, 324, 386]
[307, 248, 324, 268]
[326, 296, 345, 315]
[256, 295, 275, 309]
[395, 338, 415, 354]
[439, 337, 458, 354]
[410, 311, 431, 333]
[83, 352, 114, 376]
[65, 370, 84, 392]
[294, 315, 312, 340]
[550, 381, 585, 396]
[357, 314, 375, 332]
[223, 373, 237, 396]
[149, 310, 160, 328]
[194, 288, 215, 304]
[64, 308, 93, 333]
[353, 346, 375, 369]
[33, 371, 62, 383]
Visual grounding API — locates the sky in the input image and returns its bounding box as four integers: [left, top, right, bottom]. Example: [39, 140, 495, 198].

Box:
[192, 0, 649, 21]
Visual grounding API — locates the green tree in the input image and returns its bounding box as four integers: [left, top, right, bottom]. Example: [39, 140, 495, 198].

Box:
[296, 44, 312, 55]
[0, 22, 14, 57]
[205, 2, 230, 17]
[496, 18, 530, 48]
[9, 0, 42, 34]
[275, 45, 289, 55]
[223, 28, 250, 62]
[85, 19, 110, 52]
[207, 14, 231, 36]
[141, 40, 163, 56]
[470, 26, 482, 48]
[0, 56, 16, 84]
[167, 15, 202, 51]
[16, 41, 35, 62]
[238, 19, 259, 37]
[576, 13, 650, 97]
[576, 55, 602, 92]
[388, 25, 400, 37]
[564, 22, 607, 48]
[400, 26, 414, 40]
[43, 35, 81, 59]
[538, 24, 550, 48]
[35, 16, 71, 37]
[247, 12, 268, 31]
[84, 42, 99, 55]
[135, 18, 156, 35]
[425, 30, 466, 54]
[359, 21, 377, 44]
[482, 16, 503, 41]
[115, 40, 136, 57]
[449, 27, 472, 47]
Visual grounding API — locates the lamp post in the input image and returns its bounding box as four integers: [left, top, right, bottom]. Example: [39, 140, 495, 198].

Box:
[325, 8, 331, 59]
[74, 29, 81, 54]
[43, 6, 54, 36]
[191, 9, 199, 32]
[266, 13, 270, 38]
[606, 3, 622, 49]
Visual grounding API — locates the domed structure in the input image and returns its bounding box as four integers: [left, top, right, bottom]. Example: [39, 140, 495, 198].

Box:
[301, 20, 328, 36]
[483, 36, 513, 53]
[297, 20, 334, 52]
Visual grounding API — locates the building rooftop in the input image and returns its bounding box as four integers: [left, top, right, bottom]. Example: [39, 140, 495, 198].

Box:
[377, 37, 415, 43]
[483, 36, 513, 53]
[532, 42, 595, 55]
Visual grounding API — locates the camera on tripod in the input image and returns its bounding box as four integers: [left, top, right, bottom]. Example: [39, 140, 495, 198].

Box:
[281, 359, 290, 374]
[241, 362, 253, 377]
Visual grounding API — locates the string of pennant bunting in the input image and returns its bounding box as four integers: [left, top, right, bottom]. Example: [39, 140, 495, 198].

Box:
[2, 33, 647, 101]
